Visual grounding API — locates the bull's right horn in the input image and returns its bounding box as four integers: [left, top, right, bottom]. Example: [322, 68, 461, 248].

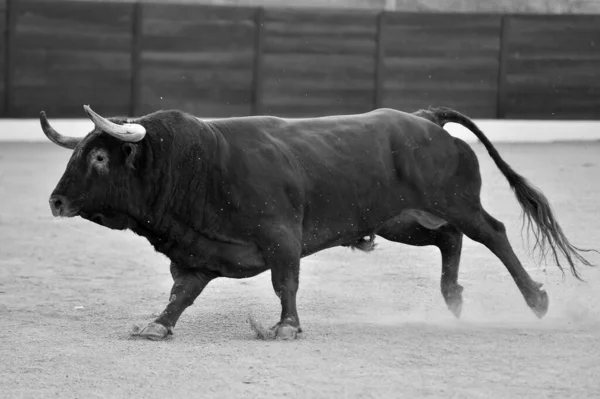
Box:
[83, 105, 146, 143]
[39, 111, 82, 150]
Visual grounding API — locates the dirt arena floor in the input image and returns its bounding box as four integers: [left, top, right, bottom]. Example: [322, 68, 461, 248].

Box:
[1, 140, 600, 398]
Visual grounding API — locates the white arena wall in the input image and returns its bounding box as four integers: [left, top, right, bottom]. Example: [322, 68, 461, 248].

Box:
[1, 118, 599, 144]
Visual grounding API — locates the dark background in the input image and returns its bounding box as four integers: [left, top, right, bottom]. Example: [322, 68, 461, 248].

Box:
[1, 0, 599, 120]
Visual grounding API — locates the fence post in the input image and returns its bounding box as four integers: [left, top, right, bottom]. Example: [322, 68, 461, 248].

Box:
[373, 11, 385, 110]
[496, 14, 509, 119]
[130, 1, 142, 117]
[252, 7, 265, 116]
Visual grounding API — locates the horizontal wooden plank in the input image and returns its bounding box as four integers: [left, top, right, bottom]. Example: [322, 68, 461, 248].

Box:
[264, 54, 375, 77]
[383, 88, 499, 117]
[384, 58, 499, 90]
[505, 15, 600, 59]
[141, 67, 254, 91]
[265, 35, 375, 56]
[263, 103, 372, 118]
[381, 13, 501, 118]
[11, 85, 131, 118]
[141, 51, 254, 67]
[14, 49, 130, 73]
[12, 50, 131, 89]
[383, 14, 501, 57]
[141, 34, 254, 53]
[13, 0, 133, 51]
[505, 59, 600, 89]
[141, 84, 253, 105]
[13, 71, 131, 89]
[264, 9, 377, 55]
[265, 8, 378, 25]
[13, 31, 132, 52]
[503, 15, 600, 119]
[262, 9, 377, 118]
[141, 3, 255, 54]
[263, 88, 374, 105]
[264, 77, 375, 91]
[9, 0, 135, 118]
[14, 0, 133, 29]
[142, 3, 256, 23]
[138, 3, 256, 118]
[504, 90, 600, 120]
[262, 84, 374, 118]
[139, 85, 252, 117]
[140, 4, 255, 53]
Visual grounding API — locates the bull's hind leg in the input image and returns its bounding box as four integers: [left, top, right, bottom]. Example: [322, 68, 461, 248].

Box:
[449, 208, 549, 318]
[378, 218, 464, 317]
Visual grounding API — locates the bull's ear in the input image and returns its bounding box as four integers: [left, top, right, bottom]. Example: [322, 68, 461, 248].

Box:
[122, 143, 138, 169]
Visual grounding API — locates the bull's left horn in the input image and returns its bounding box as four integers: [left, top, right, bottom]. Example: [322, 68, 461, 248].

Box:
[39, 111, 82, 150]
[83, 105, 146, 143]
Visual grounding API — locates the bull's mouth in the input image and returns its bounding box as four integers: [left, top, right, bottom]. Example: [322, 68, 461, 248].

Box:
[80, 210, 131, 230]
[58, 208, 79, 218]
[79, 210, 104, 225]
[51, 204, 81, 218]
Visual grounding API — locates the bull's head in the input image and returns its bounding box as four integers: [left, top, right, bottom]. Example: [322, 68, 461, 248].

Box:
[42, 105, 147, 230]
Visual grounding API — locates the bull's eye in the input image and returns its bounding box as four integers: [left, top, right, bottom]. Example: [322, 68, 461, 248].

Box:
[90, 149, 109, 172]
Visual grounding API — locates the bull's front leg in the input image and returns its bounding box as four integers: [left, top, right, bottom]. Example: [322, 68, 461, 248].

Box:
[263, 225, 303, 340]
[137, 262, 215, 340]
[269, 259, 302, 340]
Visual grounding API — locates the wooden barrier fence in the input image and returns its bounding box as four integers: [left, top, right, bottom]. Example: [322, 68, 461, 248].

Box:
[1, 0, 599, 120]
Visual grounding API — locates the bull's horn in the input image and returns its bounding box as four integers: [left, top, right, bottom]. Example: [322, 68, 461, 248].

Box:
[39, 111, 81, 150]
[83, 105, 146, 142]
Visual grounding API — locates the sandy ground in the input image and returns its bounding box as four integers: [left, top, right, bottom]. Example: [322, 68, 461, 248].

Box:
[1, 140, 600, 398]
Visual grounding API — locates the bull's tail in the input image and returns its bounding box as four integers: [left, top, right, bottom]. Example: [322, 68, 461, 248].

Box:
[423, 106, 597, 281]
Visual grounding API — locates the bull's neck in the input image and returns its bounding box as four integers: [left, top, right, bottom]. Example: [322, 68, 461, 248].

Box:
[127, 120, 242, 268]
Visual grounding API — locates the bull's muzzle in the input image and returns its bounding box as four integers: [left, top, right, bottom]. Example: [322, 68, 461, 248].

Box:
[49, 194, 77, 217]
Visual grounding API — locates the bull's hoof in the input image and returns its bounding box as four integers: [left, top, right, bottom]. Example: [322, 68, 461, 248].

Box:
[137, 322, 172, 341]
[529, 286, 549, 319]
[271, 323, 302, 340]
[447, 299, 463, 319]
[443, 284, 463, 319]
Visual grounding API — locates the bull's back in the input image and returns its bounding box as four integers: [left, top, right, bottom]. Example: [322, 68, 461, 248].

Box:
[211, 109, 464, 251]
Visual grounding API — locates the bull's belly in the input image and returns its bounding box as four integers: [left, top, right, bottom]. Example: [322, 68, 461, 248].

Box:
[300, 208, 447, 257]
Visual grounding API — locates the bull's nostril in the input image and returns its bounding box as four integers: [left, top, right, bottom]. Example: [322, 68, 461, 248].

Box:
[49, 195, 67, 216]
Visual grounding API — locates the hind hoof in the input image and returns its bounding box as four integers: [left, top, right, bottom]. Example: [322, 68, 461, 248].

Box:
[443, 284, 463, 319]
[529, 288, 549, 319]
[448, 300, 463, 319]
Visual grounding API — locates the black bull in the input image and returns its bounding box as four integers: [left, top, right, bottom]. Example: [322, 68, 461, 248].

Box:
[41, 105, 595, 340]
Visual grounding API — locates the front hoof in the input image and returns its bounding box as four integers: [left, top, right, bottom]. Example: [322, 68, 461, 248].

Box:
[274, 324, 301, 340]
[136, 322, 172, 341]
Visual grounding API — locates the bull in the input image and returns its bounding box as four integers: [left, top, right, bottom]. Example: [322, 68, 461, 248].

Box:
[41, 105, 595, 340]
